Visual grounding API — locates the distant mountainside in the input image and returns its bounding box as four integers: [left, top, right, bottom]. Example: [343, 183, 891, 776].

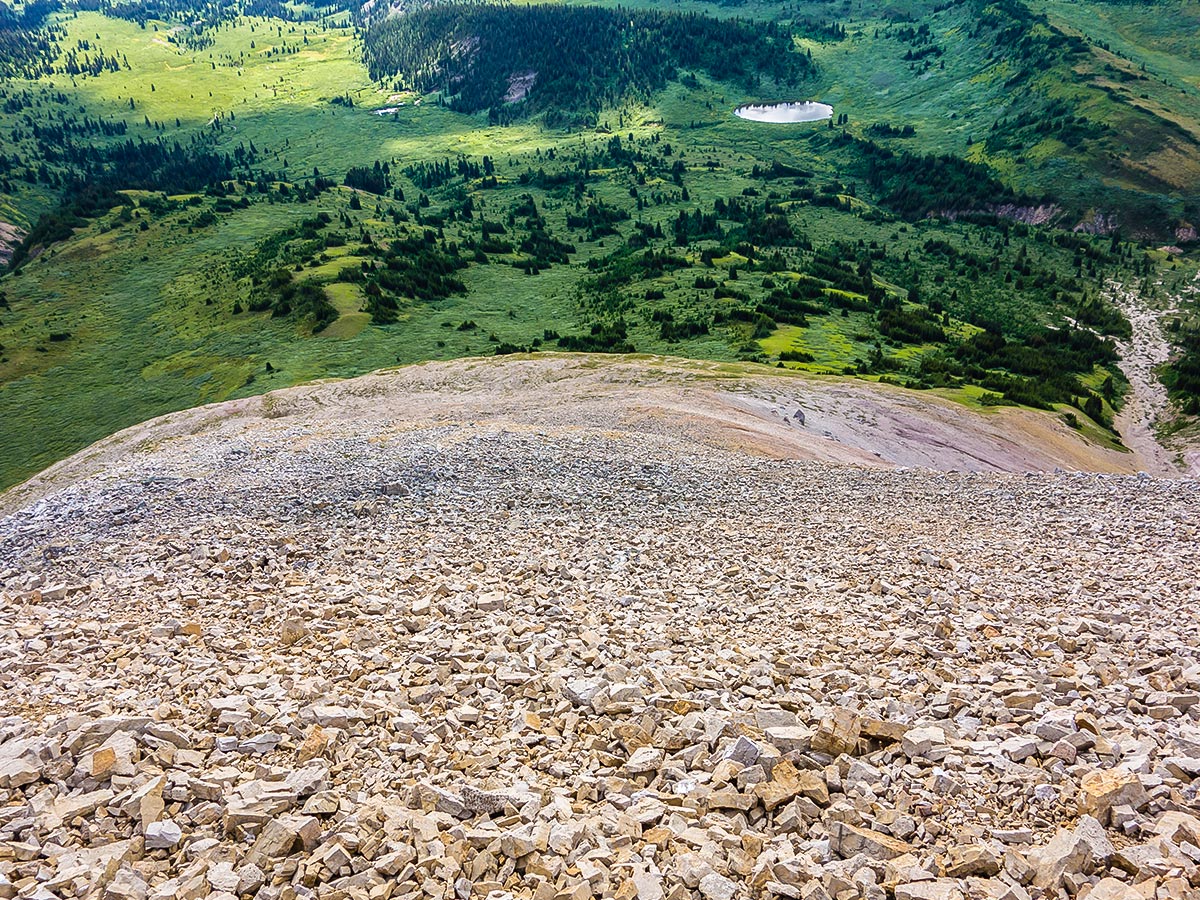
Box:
[363, 4, 810, 126]
[974, 0, 1200, 238]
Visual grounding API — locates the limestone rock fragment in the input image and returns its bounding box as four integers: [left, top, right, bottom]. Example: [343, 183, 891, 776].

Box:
[1080, 769, 1150, 825]
[811, 708, 861, 757]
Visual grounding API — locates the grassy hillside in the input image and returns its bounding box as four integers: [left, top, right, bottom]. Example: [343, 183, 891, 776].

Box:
[793, 0, 1200, 238]
[0, 0, 1198, 489]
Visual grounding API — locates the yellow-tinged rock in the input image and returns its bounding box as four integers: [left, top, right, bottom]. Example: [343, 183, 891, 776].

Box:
[830, 822, 915, 861]
[753, 760, 829, 810]
[636, 827, 672, 847]
[811, 707, 862, 757]
[90, 746, 117, 779]
[1080, 768, 1149, 824]
[296, 725, 330, 764]
[613, 723, 654, 750]
[1084, 877, 1144, 900]
[522, 711, 543, 730]
[280, 618, 307, 646]
[861, 718, 907, 743]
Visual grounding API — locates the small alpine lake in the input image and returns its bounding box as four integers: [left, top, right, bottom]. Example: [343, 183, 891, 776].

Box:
[734, 101, 834, 123]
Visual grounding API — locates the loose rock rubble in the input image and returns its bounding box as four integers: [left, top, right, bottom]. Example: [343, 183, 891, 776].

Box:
[1, 401, 1199, 900]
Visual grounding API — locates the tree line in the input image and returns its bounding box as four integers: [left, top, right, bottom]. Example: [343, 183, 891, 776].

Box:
[363, 3, 812, 126]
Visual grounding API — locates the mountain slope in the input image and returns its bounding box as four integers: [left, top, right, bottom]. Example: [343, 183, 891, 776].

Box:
[0, 353, 1159, 515]
[1, 349, 1199, 900]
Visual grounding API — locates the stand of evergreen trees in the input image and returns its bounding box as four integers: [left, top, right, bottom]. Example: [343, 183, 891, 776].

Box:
[364, 4, 812, 125]
[7, 136, 260, 270]
[843, 133, 1026, 219]
[0, 0, 62, 78]
[75, 0, 347, 27]
[1165, 324, 1200, 414]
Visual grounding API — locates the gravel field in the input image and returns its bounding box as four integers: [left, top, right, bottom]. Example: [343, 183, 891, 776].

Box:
[1, 357, 1198, 900]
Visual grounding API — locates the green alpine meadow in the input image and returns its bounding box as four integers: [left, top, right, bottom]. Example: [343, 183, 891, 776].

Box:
[1, 0, 1199, 487]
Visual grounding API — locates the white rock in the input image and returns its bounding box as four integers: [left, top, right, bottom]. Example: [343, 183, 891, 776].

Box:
[699, 872, 739, 900]
[144, 820, 183, 850]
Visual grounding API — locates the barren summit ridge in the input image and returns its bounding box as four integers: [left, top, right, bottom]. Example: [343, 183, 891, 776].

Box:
[1, 357, 1199, 900]
[0, 356, 1152, 514]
